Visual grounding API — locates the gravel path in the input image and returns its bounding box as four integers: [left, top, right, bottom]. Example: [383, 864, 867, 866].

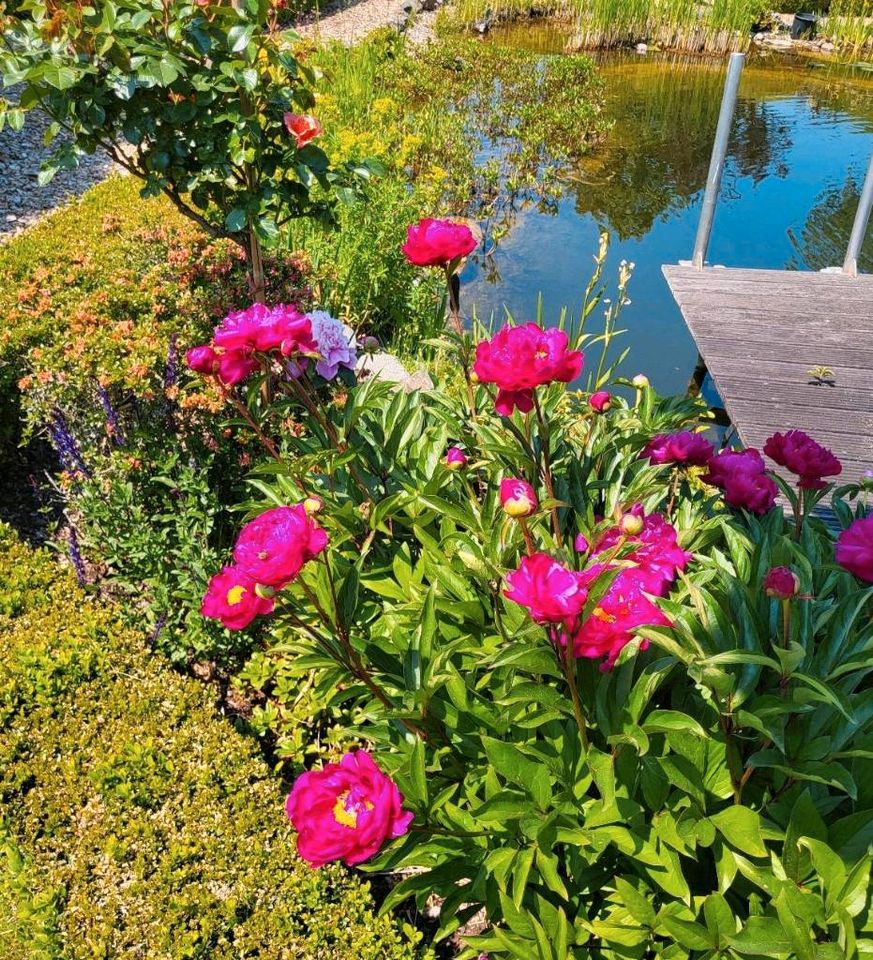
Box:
[0, 89, 117, 241]
[297, 0, 439, 45]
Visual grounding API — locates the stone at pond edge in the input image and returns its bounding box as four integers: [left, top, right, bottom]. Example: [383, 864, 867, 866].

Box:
[356, 352, 434, 393]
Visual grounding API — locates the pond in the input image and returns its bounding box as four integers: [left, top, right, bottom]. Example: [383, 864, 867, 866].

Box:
[461, 25, 873, 395]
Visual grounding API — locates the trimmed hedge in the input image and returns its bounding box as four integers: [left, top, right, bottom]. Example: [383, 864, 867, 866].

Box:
[0, 526, 429, 960]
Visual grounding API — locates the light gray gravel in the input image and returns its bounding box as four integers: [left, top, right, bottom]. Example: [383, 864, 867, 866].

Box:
[296, 0, 439, 45]
[0, 87, 117, 241]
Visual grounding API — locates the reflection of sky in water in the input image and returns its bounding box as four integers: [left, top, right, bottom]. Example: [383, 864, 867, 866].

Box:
[462, 52, 873, 395]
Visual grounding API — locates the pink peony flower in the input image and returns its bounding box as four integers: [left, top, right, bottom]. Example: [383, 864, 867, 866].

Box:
[642, 431, 714, 467]
[216, 350, 260, 386]
[233, 504, 328, 588]
[186, 345, 219, 374]
[473, 323, 584, 416]
[286, 750, 414, 868]
[284, 113, 323, 149]
[589, 391, 612, 413]
[306, 310, 357, 380]
[401, 217, 477, 267]
[570, 566, 670, 671]
[504, 552, 589, 631]
[703, 449, 778, 515]
[835, 515, 873, 583]
[592, 505, 690, 597]
[500, 478, 538, 518]
[445, 446, 468, 471]
[201, 565, 274, 630]
[763, 566, 799, 599]
[214, 303, 315, 356]
[763, 430, 842, 490]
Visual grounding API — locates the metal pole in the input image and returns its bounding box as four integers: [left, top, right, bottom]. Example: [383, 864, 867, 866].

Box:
[692, 52, 745, 269]
[843, 153, 873, 277]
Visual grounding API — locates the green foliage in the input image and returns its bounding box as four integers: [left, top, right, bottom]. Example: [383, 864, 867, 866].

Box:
[0, 525, 428, 960]
[0, 0, 373, 255]
[195, 252, 873, 957]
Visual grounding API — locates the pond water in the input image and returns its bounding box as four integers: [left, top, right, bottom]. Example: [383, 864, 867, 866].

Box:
[461, 25, 873, 395]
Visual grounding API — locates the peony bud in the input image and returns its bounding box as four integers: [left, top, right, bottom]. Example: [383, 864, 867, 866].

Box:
[631, 374, 650, 389]
[619, 513, 645, 536]
[589, 390, 611, 413]
[500, 478, 538, 519]
[574, 532, 589, 553]
[303, 495, 324, 516]
[186, 345, 219, 375]
[445, 446, 468, 471]
[360, 335, 380, 354]
[254, 582, 276, 600]
[763, 566, 799, 600]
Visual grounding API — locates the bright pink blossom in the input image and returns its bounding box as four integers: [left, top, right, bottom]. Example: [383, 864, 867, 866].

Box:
[213, 303, 315, 356]
[763, 566, 799, 599]
[286, 750, 413, 868]
[473, 323, 584, 416]
[401, 218, 477, 267]
[570, 566, 670, 671]
[836, 515, 873, 583]
[216, 351, 260, 386]
[233, 504, 328, 588]
[201, 565, 274, 630]
[763, 430, 842, 490]
[186, 345, 219, 374]
[284, 113, 323, 149]
[504, 552, 589, 631]
[593, 505, 690, 597]
[445, 446, 468, 470]
[589, 391, 611, 413]
[642, 431, 714, 467]
[574, 532, 589, 553]
[703, 449, 778, 515]
[500, 478, 538, 518]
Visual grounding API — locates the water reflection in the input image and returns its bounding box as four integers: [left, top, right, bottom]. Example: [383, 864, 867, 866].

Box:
[463, 34, 873, 392]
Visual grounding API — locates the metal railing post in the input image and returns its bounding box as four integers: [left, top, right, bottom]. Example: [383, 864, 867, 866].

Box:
[843, 153, 873, 277]
[692, 52, 745, 269]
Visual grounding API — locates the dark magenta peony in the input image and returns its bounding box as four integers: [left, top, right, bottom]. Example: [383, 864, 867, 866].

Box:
[570, 566, 670, 671]
[213, 303, 315, 356]
[642, 431, 714, 467]
[284, 113, 323, 149]
[233, 504, 328, 588]
[499, 478, 538, 518]
[763, 566, 799, 599]
[473, 323, 584, 416]
[445, 446, 468, 471]
[835, 515, 873, 583]
[593, 505, 690, 597]
[763, 430, 842, 490]
[186, 345, 219, 374]
[504, 552, 589, 631]
[200, 565, 274, 630]
[401, 218, 477, 267]
[589, 391, 612, 413]
[703, 449, 778, 515]
[285, 750, 413, 868]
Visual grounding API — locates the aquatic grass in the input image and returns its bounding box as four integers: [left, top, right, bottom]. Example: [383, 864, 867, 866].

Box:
[823, 0, 873, 54]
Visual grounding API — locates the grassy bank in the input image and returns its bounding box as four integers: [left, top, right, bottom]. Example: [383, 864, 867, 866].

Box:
[445, 0, 873, 54]
[0, 525, 428, 960]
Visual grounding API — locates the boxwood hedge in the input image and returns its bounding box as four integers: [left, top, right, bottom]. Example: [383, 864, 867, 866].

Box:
[0, 526, 429, 960]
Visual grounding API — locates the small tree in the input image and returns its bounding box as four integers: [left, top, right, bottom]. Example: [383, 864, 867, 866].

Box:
[0, 0, 376, 299]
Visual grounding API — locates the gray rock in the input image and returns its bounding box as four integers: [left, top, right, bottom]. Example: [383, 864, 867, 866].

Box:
[356, 352, 433, 392]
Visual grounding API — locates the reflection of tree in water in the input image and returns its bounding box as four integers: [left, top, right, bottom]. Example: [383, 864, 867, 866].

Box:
[566, 62, 795, 240]
[786, 169, 873, 273]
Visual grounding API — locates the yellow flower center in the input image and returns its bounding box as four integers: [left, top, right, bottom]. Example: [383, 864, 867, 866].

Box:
[226, 585, 247, 606]
[332, 791, 373, 829]
[593, 607, 616, 624]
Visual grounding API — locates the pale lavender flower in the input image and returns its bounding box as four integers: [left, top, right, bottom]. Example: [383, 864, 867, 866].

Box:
[307, 310, 357, 381]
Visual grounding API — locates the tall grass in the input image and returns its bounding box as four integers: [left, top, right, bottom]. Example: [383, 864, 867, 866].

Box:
[822, 0, 873, 55]
[449, 0, 771, 53]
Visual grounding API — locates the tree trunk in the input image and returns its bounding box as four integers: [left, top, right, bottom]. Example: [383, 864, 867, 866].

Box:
[248, 226, 266, 303]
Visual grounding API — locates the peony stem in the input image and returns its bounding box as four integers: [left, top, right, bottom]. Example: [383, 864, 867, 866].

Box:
[781, 597, 792, 649]
[533, 394, 564, 549]
[519, 518, 536, 556]
[444, 265, 477, 419]
[561, 640, 589, 752]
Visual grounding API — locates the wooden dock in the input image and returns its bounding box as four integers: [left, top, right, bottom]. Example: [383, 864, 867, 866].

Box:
[663, 265, 873, 487]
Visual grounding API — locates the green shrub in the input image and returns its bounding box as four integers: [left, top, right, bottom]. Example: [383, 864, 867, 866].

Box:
[0, 525, 429, 960]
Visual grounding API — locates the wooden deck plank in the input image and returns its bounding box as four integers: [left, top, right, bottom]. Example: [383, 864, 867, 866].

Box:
[663, 265, 873, 489]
